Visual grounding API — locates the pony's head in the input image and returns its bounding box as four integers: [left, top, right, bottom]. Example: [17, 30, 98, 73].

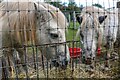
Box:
[76, 12, 107, 63]
[34, 3, 70, 68]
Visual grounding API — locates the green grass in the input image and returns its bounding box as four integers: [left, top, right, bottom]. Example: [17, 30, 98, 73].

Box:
[66, 22, 81, 47]
[66, 22, 80, 41]
[68, 21, 80, 29]
[66, 28, 76, 41]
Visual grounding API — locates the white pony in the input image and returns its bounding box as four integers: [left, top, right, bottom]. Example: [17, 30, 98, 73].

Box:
[0, 1, 70, 77]
[76, 6, 118, 70]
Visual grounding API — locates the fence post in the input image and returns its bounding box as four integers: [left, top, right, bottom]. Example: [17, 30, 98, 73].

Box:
[68, 14, 71, 27]
[73, 11, 76, 29]
[0, 11, 2, 79]
[117, 1, 120, 78]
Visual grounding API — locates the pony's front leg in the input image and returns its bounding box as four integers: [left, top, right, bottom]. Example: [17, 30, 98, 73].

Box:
[15, 48, 27, 74]
[105, 50, 110, 68]
[2, 49, 15, 78]
[110, 42, 119, 60]
[104, 42, 113, 70]
[105, 42, 118, 67]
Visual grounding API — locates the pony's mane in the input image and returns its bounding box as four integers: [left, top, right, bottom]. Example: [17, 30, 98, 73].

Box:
[0, 2, 67, 29]
[0, 2, 68, 44]
[75, 6, 102, 45]
[78, 6, 118, 48]
[0, 2, 36, 44]
[80, 12, 100, 32]
[38, 3, 68, 28]
[82, 6, 107, 15]
[0, 2, 36, 29]
[82, 6, 118, 19]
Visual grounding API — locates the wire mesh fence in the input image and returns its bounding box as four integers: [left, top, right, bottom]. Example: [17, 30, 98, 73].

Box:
[0, 0, 120, 79]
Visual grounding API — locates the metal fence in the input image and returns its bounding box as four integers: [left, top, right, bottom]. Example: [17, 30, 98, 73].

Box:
[0, 0, 120, 79]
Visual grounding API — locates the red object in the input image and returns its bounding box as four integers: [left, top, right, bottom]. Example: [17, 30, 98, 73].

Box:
[97, 48, 101, 56]
[69, 48, 81, 58]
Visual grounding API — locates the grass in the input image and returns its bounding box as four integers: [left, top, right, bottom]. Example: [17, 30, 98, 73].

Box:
[66, 28, 78, 41]
[66, 21, 80, 40]
[12, 63, 115, 78]
[66, 21, 81, 47]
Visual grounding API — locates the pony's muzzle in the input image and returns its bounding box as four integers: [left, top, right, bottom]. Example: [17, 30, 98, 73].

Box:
[59, 54, 68, 69]
[51, 59, 59, 67]
[51, 57, 68, 69]
[60, 59, 68, 69]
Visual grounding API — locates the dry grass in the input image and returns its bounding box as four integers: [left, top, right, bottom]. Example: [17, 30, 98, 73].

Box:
[7, 47, 119, 78]
[10, 59, 118, 78]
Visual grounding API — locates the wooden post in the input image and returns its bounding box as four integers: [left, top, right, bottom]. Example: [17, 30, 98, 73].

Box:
[116, 2, 120, 45]
[68, 14, 71, 27]
[116, 1, 120, 78]
[73, 11, 76, 29]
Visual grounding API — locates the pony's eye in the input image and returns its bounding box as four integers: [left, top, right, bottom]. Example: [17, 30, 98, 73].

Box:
[50, 33, 59, 39]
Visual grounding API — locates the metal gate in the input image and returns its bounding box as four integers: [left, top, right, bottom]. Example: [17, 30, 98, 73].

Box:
[0, 0, 120, 79]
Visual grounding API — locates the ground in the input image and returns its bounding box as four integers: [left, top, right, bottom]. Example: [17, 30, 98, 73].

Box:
[10, 53, 119, 78]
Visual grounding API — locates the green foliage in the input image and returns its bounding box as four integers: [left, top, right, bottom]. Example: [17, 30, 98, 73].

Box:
[68, 1, 77, 10]
[92, 3, 103, 8]
[49, 2, 63, 8]
[47, 1, 82, 21]
[48, 1, 81, 13]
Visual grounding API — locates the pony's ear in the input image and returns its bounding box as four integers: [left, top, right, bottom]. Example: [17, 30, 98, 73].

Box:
[34, 3, 51, 22]
[98, 15, 107, 24]
[77, 16, 83, 24]
[34, 3, 37, 10]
